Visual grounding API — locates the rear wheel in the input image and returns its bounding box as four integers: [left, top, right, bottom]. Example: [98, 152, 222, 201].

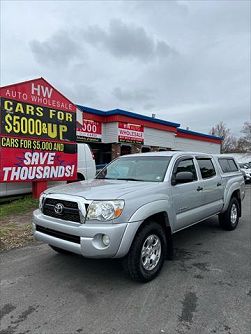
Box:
[77, 173, 85, 181]
[219, 197, 240, 231]
[123, 222, 167, 282]
[67, 173, 85, 183]
[49, 245, 73, 255]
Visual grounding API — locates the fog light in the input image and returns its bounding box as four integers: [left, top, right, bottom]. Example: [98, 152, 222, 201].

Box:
[102, 234, 110, 246]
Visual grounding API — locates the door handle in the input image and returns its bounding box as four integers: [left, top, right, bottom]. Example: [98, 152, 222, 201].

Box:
[197, 186, 203, 191]
[217, 182, 222, 186]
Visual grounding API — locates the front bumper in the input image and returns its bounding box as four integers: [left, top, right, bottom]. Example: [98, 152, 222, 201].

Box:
[33, 209, 131, 258]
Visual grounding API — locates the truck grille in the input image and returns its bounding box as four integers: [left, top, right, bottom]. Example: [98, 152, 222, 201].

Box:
[42, 198, 81, 223]
[36, 225, 80, 244]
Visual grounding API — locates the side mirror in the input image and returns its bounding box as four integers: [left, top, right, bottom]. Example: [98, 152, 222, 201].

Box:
[172, 171, 194, 185]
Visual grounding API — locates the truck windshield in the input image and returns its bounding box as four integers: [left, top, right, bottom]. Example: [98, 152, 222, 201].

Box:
[96, 156, 172, 182]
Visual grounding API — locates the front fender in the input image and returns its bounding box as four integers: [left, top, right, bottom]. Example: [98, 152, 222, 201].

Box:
[115, 200, 175, 258]
[129, 200, 175, 231]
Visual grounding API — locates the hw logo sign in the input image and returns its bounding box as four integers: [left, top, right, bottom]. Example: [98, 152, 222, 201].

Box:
[31, 83, 52, 98]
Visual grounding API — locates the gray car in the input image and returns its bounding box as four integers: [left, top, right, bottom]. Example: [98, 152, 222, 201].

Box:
[33, 152, 245, 282]
[238, 162, 251, 183]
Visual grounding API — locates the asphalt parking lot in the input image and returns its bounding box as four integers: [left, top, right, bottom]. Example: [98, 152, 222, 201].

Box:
[1, 186, 250, 334]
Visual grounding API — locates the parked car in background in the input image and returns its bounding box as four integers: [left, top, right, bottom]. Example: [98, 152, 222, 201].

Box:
[75, 143, 96, 181]
[240, 169, 247, 182]
[238, 162, 251, 183]
[33, 152, 245, 282]
[0, 143, 96, 198]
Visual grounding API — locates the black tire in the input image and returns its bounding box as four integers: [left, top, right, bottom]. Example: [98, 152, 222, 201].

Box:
[123, 222, 167, 282]
[219, 197, 240, 231]
[67, 173, 85, 183]
[77, 173, 85, 181]
[49, 245, 73, 255]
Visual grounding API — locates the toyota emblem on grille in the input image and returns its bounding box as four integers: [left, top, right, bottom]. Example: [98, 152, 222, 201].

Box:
[54, 203, 64, 214]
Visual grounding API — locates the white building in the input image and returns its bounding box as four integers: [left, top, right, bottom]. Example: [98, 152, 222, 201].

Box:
[76, 105, 222, 164]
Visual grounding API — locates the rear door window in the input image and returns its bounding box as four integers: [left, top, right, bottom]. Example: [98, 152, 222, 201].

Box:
[197, 158, 216, 179]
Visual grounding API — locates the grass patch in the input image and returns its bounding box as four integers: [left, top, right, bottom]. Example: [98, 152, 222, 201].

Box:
[0, 223, 34, 251]
[0, 195, 38, 251]
[0, 195, 38, 220]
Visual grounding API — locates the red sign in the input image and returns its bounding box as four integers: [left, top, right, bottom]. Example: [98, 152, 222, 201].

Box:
[77, 119, 102, 142]
[118, 122, 144, 144]
[0, 147, 76, 182]
[0, 78, 74, 112]
[0, 78, 77, 182]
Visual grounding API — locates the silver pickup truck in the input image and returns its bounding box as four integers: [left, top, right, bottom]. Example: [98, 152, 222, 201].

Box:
[33, 152, 245, 282]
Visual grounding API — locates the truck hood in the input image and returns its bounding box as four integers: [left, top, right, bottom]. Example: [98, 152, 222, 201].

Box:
[44, 179, 160, 200]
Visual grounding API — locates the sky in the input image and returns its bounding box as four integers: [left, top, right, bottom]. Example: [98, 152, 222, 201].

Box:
[0, 0, 250, 137]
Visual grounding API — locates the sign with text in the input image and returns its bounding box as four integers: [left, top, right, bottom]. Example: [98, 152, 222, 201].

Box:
[118, 122, 144, 144]
[1, 98, 76, 142]
[0, 78, 74, 112]
[77, 119, 102, 142]
[0, 78, 77, 182]
[0, 146, 76, 182]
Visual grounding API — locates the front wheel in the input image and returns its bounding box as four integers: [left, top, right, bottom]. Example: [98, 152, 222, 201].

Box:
[219, 197, 240, 231]
[123, 222, 167, 282]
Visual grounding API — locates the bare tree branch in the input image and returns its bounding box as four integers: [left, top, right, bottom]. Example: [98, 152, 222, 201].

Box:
[210, 121, 237, 153]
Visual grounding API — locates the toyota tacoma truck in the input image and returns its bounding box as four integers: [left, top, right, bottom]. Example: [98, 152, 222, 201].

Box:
[33, 152, 245, 282]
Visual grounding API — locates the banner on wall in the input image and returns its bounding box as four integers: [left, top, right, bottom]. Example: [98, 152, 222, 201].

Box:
[118, 122, 144, 144]
[77, 119, 102, 143]
[0, 78, 77, 182]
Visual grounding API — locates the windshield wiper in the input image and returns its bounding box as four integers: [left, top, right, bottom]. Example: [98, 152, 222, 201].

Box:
[96, 177, 116, 180]
[115, 178, 145, 181]
[96, 177, 145, 181]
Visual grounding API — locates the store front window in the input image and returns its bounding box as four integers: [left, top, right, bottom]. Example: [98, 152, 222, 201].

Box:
[87, 143, 112, 165]
[141, 146, 151, 153]
[121, 145, 132, 156]
[159, 147, 171, 151]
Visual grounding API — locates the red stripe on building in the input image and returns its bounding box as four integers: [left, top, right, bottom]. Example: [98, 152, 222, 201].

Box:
[83, 112, 104, 123]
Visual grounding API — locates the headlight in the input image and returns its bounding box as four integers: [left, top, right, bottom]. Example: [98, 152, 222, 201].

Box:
[86, 200, 124, 221]
[39, 193, 45, 210]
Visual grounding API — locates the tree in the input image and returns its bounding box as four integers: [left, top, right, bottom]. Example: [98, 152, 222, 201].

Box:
[210, 121, 237, 153]
[236, 122, 251, 152]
